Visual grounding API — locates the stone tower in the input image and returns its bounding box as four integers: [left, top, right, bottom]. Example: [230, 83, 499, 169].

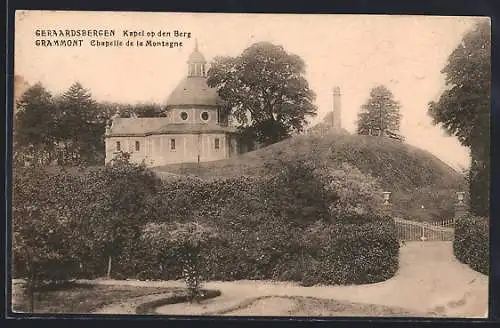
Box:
[332, 86, 342, 130]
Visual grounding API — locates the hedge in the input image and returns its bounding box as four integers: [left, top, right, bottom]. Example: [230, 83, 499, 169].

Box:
[13, 159, 400, 286]
[113, 217, 399, 286]
[453, 214, 489, 275]
[113, 160, 399, 285]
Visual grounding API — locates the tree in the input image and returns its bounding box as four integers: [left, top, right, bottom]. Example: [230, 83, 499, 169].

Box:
[207, 41, 318, 146]
[54, 82, 104, 165]
[72, 159, 162, 278]
[96, 101, 132, 120]
[133, 103, 165, 117]
[12, 165, 80, 311]
[97, 101, 165, 120]
[428, 20, 491, 217]
[14, 75, 30, 113]
[14, 83, 58, 165]
[357, 85, 402, 136]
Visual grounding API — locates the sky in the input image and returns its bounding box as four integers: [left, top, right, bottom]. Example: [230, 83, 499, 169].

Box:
[15, 11, 488, 171]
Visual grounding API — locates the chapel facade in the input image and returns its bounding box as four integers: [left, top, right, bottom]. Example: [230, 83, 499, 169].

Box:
[104, 44, 241, 167]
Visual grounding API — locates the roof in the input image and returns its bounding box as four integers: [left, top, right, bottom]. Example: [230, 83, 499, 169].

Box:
[166, 76, 220, 107]
[107, 117, 236, 137]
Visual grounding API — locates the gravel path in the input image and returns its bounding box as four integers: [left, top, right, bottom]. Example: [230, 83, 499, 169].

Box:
[87, 242, 488, 318]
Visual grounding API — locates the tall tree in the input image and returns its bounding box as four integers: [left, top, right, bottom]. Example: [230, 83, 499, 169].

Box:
[357, 85, 402, 136]
[207, 41, 318, 146]
[14, 83, 57, 165]
[54, 82, 104, 165]
[428, 20, 491, 217]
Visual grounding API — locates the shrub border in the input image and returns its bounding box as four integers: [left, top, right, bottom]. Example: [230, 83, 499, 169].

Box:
[135, 289, 222, 315]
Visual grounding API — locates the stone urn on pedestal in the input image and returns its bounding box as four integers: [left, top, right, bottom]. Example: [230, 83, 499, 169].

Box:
[382, 191, 392, 217]
[454, 191, 467, 219]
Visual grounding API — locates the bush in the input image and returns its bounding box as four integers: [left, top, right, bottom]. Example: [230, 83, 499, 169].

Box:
[12, 160, 163, 282]
[319, 163, 385, 224]
[141, 221, 220, 302]
[130, 215, 398, 286]
[12, 158, 400, 288]
[298, 220, 399, 285]
[261, 159, 333, 226]
[12, 165, 83, 311]
[124, 160, 399, 285]
[453, 214, 489, 275]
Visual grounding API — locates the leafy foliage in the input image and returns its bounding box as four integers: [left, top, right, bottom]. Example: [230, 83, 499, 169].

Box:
[12, 158, 162, 285]
[14, 81, 108, 167]
[156, 133, 465, 221]
[121, 161, 398, 285]
[141, 222, 219, 302]
[357, 85, 402, 136]
[453, 214, 489, 275]
[72, 159, 162, 277]
[97, 101, 165, 119]
[299, 220, 399, 285]
[207, 41, 318, 146]
[428, 20, 491, 217]
[322, 163, 386, 223]
[14, 83, 58, 166]
[12, 164, 82, 310]
[53, 82, 104, 165]
[261, 159, 333, 227]
[12, 157, 398, 289]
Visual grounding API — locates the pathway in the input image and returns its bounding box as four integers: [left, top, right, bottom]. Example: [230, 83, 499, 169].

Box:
[89, 241, 488, 317]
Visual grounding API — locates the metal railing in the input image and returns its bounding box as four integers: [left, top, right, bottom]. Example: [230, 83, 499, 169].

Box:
[394, 217, 454, 242]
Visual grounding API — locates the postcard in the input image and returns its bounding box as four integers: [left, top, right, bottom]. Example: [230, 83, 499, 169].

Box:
[10, 10, 490, 318]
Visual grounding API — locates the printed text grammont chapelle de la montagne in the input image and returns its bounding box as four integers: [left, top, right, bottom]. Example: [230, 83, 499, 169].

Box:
[34, 29, 192, 48]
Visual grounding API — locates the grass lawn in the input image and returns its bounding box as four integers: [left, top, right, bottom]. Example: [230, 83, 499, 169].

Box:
[11, 281, 181, 314]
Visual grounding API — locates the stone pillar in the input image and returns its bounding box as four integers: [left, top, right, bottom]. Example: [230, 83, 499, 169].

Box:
[454, 191, 467, 219]
[332, 86, 342, 131]
[382, 191, 392, 218]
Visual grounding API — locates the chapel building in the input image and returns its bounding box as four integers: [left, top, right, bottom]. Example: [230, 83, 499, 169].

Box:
[104, 44, 242, 167]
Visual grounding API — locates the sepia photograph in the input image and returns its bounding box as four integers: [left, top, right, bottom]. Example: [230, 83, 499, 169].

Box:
[10, 10, 490, 318]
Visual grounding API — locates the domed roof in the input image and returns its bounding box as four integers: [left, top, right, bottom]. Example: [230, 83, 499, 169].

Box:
[166, 42, 220, 107]
[166, 76, 219, 107]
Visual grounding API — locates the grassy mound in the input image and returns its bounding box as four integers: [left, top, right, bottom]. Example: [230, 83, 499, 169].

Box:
[154, 133, 465, 222]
